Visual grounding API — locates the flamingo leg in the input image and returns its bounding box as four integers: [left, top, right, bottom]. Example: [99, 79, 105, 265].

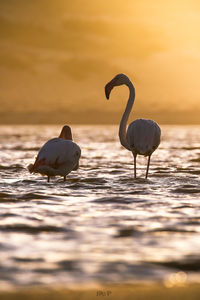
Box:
[146, 156, 151, 179]
[64, 175, 66, 182]
[134, 154, 137, 179]
[47, 176, 50, 182]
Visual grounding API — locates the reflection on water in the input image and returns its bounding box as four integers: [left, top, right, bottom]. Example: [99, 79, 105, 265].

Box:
[0, 125, 200, 288]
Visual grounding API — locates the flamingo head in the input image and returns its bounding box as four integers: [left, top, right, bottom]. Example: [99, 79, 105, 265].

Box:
[59, 125, 73, 140]
[105, 73, 131, 99]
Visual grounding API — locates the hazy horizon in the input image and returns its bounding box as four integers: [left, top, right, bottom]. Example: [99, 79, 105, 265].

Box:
[0, 0, 200, 124]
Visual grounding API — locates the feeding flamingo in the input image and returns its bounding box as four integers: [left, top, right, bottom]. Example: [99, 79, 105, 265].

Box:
[28, 125, 81, 182]
[105, 73, 161, 179]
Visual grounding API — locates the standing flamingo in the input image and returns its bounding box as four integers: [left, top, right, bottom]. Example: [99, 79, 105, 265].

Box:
[105, 74, 161, 179]
[28, 125, 81, 182]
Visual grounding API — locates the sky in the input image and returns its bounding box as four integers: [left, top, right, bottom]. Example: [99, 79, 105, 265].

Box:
[0, 0, 200, 124]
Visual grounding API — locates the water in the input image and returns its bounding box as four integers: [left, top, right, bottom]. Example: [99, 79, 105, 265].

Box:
[0, 125, 200, 288]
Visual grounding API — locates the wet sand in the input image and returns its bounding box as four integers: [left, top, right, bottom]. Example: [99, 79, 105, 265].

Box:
[1, 284, 200, 300]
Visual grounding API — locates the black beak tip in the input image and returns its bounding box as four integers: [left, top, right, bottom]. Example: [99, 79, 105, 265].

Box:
[105, 86, 110, 100]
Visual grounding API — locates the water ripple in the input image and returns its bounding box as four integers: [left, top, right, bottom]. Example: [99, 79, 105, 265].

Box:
[0, 125, 200, 287]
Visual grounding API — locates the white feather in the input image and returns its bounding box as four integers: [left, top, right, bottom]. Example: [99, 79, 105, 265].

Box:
[33, 138, 81, 176]
[127, 119, 161, 155]
[28, 125, 81, 181]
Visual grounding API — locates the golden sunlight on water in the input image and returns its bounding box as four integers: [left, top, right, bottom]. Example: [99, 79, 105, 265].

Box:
[0, 125, 199, 288]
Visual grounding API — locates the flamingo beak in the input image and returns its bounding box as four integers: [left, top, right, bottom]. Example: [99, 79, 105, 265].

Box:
[105, 83, 112, 99]
[105, 78, 116, 99]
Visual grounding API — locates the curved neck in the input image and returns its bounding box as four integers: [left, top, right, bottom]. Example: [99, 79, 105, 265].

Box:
[119, 81, 135, 150]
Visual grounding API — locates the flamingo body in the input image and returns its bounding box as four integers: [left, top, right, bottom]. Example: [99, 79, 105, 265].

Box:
[105, 73, 161, 178]
[127, 119, 161, 156]
[28, 125, 81, 181]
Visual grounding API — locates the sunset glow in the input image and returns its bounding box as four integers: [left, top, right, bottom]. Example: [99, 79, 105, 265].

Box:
[0, 0, 200, 123]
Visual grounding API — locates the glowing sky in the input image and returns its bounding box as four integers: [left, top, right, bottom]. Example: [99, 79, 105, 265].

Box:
[0, 0, 200, 123]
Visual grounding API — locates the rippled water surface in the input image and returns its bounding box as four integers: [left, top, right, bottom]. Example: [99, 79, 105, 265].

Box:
[0, 125, 200, 288]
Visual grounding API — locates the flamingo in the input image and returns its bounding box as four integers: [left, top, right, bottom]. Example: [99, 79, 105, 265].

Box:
[105, 73, 161, 179]
[28, 125, 81, 182]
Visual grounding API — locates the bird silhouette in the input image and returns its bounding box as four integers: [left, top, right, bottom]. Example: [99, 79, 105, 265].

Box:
[105, 73, 161, 178]
[28, 125, 81, 182]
